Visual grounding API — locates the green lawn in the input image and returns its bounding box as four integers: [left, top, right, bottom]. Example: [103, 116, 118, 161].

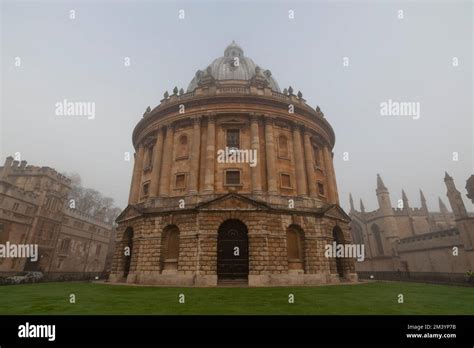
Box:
[0, 281, 472, 315]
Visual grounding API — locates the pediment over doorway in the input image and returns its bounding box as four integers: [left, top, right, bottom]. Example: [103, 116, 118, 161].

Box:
[115, 204, 144, 223]
[196, 193, 270, 211]
[321, 204, 351, 222]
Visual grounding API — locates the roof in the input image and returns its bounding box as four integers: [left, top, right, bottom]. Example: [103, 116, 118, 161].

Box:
[187, 41, 281, 92]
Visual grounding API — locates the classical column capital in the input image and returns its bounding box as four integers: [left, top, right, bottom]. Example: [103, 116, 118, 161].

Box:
[207, 113, 216, 123]
[263, 114, 275, 125]
[155, 126, 163, 135]
[303, 127, 314, 137]
[192, 115, 202, 125]
[249, 113, 261, 123]
[164, 123, 175, 132]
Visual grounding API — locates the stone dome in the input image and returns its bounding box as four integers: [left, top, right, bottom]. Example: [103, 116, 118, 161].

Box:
[187, 41, 281, 93]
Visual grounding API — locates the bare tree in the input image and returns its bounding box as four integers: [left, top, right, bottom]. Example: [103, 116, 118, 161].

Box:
[62, 172, 122, 223]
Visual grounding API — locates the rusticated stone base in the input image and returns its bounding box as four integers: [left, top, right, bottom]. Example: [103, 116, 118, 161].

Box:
[109, 194, 357, 287]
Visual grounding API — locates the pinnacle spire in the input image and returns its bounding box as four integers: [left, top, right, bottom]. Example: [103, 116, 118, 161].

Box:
[402, 189, 409, 209]
[444, 171, 453, 181]
[420, 189, 428, 210]
[376, 173, 387, 191]
[349, 193, 355, 212]
[360, 198, 366, 213]
[438, 197, 448, 213]
[419, 189, 426, 203]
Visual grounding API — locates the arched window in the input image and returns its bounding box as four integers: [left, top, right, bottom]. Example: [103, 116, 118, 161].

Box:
[351, 222, 364, 245]
[371, 224, 384, 256]
[161, 225, 180, 272]
[332, 226, 345, 277]
[286, 225, 304, 271]
[278, 135, 289, 158]
[177, 135, 189, 159]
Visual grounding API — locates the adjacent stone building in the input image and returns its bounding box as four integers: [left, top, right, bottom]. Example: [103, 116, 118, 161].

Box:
[110, 42, 357, 286]
[350, 173, 474, 277]
[0, 157, 115, 279]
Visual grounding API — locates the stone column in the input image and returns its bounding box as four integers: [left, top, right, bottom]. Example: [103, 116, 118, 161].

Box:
[189, 116, 202, 194]
[159, 124, 174, 197]
[250, 114, 262, 193]
[264, 115, 277, 194]
[322, 146, 335, 203]
[303, 128, 317, 197]
[324, 146, 339, 204]
[128, 145, 145, 204]
[149, 127, 165, 198]
[292, 123, 307, 197]
[330, 151, 340, 204]
[203, 115, 216, 193]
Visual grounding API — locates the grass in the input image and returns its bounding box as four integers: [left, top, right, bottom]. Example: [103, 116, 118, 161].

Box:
[0, 281, 472, 315]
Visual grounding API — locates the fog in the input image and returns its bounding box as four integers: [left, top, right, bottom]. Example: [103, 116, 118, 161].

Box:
[1, 1, 472, 212]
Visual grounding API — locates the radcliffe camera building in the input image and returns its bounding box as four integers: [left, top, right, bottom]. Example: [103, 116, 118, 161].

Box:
[110, 42, 357, 286]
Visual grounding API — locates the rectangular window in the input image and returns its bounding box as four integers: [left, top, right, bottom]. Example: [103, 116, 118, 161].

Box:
[95, 244, 102, 256]
[147, 145, 154, 168]
[280, 173, 292, 188]
[225, 170, 241, 185]
[226, 129, 240, 149]
[60, 239, 71, 253]
[142, 182, 150, 197]
[57, 258, 64, 270]
[318, 182, 325, 196]
[175, 174, 186, 189]
[313, 146, 321, 167]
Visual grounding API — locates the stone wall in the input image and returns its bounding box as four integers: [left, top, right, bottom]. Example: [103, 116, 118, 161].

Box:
[110, 208, 357, 287]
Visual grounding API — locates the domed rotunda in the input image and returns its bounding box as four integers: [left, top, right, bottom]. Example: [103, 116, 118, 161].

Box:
[110, 42, 357, 286]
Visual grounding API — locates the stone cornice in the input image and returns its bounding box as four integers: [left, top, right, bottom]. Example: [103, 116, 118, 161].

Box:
[132, 94, 336, 150]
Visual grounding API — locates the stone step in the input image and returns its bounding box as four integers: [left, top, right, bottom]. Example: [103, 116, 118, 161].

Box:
[218, 278, 248, 287]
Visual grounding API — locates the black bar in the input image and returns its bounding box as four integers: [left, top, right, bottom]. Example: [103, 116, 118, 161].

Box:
[0, 315, 472, 346]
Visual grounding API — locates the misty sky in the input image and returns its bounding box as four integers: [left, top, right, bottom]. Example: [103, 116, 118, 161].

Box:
[1, 0, 472, 212]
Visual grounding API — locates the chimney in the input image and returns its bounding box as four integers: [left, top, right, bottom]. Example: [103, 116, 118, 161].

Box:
[19, 160, 27, 169]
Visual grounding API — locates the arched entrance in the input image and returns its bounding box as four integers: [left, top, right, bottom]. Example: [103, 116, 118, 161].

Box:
[161, 225, 180, 273]
[123, 227, 134, 278]
[286, 224, 305, 272]
[332, 226, 345, 277]
[217, 219, 249, 281]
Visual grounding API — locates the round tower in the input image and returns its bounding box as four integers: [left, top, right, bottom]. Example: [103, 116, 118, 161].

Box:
[110, 42, 356, 286]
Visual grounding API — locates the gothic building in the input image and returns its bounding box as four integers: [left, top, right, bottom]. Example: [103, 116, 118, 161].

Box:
[350, 173, 474, 275]
[110, 42, 357, 286]
[0, 157, 115, 279]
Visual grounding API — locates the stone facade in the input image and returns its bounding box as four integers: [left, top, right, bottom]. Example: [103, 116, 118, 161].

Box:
[0, 157, 115, 279]
[350, 173, 474, 274]
[110, 42, 357, 286]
